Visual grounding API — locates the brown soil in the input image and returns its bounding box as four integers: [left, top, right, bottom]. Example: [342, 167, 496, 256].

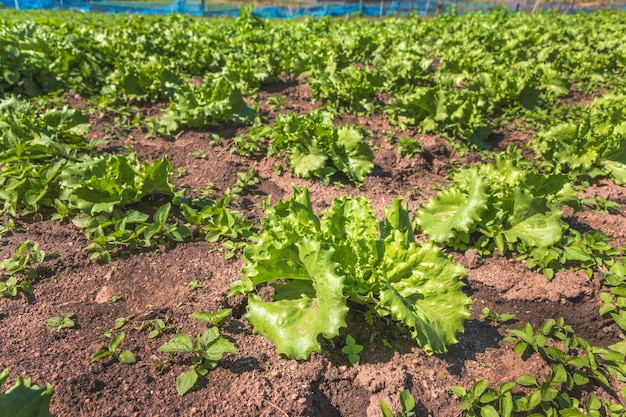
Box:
[0, 78, 624, 417]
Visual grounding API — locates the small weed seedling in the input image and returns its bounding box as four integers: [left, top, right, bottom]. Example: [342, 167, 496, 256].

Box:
[188, 150, 208, 160]
[91, 332, 136, 365]
[396, 137, 423, 159]
[187, 280, 203, 291]
[266, 95, 286, 110]
[451, 318, 626, 417]
[341, 335, 363, 366]
[138, 317, 177, 339]
[480, 307, 516, 324]
[0, 241, 47, 298]
[101, 315, 135, 338]
[0, 277, 32, 298]
[44, 313, 76, 332]
[380, 390, 417, 417]
[0, 241, 45, 278]
[157, 308, 235, 395]
[581, 196, 621, 214]
[189, 308, 231, 325]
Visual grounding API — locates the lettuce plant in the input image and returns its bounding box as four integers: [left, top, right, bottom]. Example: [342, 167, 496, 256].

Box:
[532, 94, 626, 185]
[413, 149, 618, 278]
[230, 186, 472, 359]
[0, 369, 54, 417]
[239, 111, 374, 185]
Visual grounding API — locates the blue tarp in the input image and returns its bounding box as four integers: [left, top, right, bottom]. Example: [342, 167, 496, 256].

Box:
[3, 0, 623, 17]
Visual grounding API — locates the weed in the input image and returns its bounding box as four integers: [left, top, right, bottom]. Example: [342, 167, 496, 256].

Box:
[44, 313, 76, 332]
[480, 307, 516, 324]
[341, 335, 363, 366]
[91, 332, 136, 365]
[157, 309, 236, 395]
[380, 390, 416, 417]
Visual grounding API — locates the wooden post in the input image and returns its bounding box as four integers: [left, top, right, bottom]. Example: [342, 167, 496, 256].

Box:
[531, 0, 540, 13]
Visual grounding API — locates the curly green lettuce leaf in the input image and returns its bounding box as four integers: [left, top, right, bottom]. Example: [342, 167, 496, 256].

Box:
[603, 146, 626, 185]
[331, 126, 374, 184]
[377, 234, 471, 354]
[290, 140, 335, 182]
[245, 238, 348, 360]
[322, 196, 381, 300]
[0, 369, 54, 417]
[58, 154, 173, 215]
[230, 186, 320, 295]
[502, 189, 563, 248]
[414, 168, 488, 243]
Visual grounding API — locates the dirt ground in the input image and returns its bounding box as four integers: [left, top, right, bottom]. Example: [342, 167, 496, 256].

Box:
[0, 78, 624, 417]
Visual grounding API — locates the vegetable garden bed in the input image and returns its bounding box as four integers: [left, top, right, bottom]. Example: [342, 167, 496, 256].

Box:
[1, 8, 626, 417]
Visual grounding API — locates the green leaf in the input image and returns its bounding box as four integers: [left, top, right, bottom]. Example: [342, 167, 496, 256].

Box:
[500, 392, 514, 417]
[516, 375, 539, 387]
[559, 409, 587, 417]
[380, 400, 394, 417]
[503, 189, 562, 248]
[480, 405, 499, 417]
[449, 386, 467, 398]
[472, 379, 490, 398]
[414, 168, 488, 242]
[603, 147, 626, 185]
[190, 308, 232, 325]
[118, 350, 136, 365]
[157, 334, 194, 353]
[332, 126, 374, 184]
[153, 203, 171, 226]
[290, 141, 330, 180]
[0, 373, 54, 417]
[398, 390, 416, 414]
[108, 332, 125, 353]
[378, 238, 471, 354]
[90, 349, 114, 363]
[245, 238, 348, 360]
[176, 369, 198, 396]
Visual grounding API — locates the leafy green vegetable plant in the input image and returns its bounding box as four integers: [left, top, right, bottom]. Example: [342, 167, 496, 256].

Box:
[58, 153, 174, 216]
[79, 203, 191, 262]
[230, 186, 472, 359]
[0, 241, 45, 278]
[396, 137, 423, 159]
[414, 149, 617, 278]
[180, 172, 255, 259]
[531, 94, 626, 185]
[388, 85, 491, 147]
[237, 111, 374, 185]
[156, 75, 253, 137]
[0, 369, 54, 417]
[0, 276, 32, 298]
[599, 262, 626, 334]
[90, 332, 136, 365]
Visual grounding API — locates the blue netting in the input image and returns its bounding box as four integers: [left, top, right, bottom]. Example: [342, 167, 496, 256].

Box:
[2, 0, 623, 16]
